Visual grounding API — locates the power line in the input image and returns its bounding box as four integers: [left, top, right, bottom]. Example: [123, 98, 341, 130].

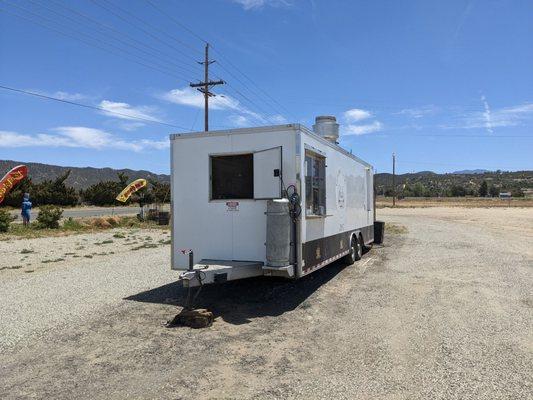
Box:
[1, 2, 271, 128]
[0, 85, 189, 130]
[212, 50, 296, 120]
[105, 0, 277, 122]
[40, 0, 201, 76]
[219, 84, 275, 123]
[90, 0, 202, 68]
[213, 66, 286, 117]
[142, 0, 294, 121]
[143, 0, 208, 49]
[0, 2, 192, 83]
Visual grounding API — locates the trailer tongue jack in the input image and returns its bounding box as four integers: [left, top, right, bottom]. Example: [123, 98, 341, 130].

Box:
[166, 250, 214, 329]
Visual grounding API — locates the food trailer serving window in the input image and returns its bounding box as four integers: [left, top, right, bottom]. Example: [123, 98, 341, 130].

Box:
[305, 150, 326, 216]
[211, 154, 253, 199]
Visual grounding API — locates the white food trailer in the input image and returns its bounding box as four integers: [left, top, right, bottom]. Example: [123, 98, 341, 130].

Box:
[171, 116, 375, 287]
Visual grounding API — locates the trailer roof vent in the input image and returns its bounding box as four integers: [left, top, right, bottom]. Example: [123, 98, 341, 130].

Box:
[312, 116, 339, 143]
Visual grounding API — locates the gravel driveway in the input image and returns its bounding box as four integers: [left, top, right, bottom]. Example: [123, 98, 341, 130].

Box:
[1, 208, 531, 399]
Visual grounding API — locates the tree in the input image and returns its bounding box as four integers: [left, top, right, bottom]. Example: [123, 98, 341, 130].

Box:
[489, 185, 499, 197]
[149, 181, 170, 204]
[31, 170, 78, 206]
[479, 180, 488, 197]
[450, 185, 466, 197]
[117, 172, 129, 187]
[82, 176, 126, 206]
[412, 182, 426, 197]
[132, 186, 154, 207]
[81, 173, 163, 206]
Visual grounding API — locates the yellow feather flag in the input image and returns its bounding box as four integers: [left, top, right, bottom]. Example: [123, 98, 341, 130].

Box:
[116, 179, 147, 203]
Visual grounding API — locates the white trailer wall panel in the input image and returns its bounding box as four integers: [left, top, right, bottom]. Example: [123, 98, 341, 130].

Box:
[171, 127, 297, 270]
[298, 130, 374, 276]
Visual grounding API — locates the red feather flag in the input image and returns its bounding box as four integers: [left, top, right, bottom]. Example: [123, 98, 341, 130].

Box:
[0, 165, 28, 204]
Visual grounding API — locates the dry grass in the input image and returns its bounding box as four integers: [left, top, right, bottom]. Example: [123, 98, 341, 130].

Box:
[377, 196, 533, 208]
[385, 222, 408, 234]
[0, 216, 169, 241]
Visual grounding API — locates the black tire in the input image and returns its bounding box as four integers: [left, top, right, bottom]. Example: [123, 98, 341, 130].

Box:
[355, 235, 363, 261]
[344, 234, 362, 265]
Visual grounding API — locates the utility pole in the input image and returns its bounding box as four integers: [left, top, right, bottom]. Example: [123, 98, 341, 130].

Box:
[190, 43, 225, 131]
[392, 152, 396, 207]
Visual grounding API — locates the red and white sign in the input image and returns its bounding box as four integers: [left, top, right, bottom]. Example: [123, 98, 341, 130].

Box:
[226, 201, 239, 211]
[0, 165, 28, 204]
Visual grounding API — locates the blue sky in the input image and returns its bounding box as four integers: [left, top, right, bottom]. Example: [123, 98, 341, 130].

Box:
[1, 0, 532, 174]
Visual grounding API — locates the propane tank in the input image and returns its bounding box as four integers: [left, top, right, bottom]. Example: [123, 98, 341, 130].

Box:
[265, 199, 291, 267]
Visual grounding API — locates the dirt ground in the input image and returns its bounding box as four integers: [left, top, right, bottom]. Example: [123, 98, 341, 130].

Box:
[377, 196, 533, 208]
[1, 207, 532, 399]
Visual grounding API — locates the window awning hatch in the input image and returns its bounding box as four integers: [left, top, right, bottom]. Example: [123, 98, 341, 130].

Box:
[253, 146, 282, 199]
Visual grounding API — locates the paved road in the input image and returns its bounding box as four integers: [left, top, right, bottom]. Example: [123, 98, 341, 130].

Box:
[10, 206, 141, 220]
[1, 207, 531, 399]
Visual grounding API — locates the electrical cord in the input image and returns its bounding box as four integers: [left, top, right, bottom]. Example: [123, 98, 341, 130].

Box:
[281, 180, 301, 222]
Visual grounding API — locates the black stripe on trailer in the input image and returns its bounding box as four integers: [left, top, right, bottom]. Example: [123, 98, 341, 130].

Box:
[302, 225, 374, 274]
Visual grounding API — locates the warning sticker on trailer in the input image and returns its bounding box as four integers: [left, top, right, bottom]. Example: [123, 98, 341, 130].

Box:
[226, 201, 239, 211]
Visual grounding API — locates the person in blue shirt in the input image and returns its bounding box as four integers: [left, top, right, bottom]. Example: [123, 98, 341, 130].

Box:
[21, 193, 32, 226]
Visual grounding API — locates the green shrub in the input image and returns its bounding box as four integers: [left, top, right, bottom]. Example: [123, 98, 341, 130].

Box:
[37, 205, 63, 229]
[63, 217, 86, 231]
[0, 209, 11, 232]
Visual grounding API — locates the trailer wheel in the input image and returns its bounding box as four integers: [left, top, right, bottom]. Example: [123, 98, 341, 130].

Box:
[344, 234, 362, 265]
[355, 235, 363, 261]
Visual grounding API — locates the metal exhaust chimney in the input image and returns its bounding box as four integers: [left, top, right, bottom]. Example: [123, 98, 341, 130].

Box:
[312, 116, 339, 143]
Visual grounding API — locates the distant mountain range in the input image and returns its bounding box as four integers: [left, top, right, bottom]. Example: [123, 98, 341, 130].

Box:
[374, 169, 533, 196]
[452, 169, 490, 174]
[1, 160, 531, 194]
[0, 160, 170, 190]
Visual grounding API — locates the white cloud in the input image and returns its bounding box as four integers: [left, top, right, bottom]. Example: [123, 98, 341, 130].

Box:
[457, 102, 533, 131]
[396, 105, 438, 119]
[228, 115, 251, 127]
[344, 108, 372, 122]
[52, 91, 87, 101]
[160, 87, 289, 128]
[499, 103, 533, 115]
[341, 107, 382, 136]
[269, 114, 287, 124]
[0, 127, 168, 152]
[343, 121, 383, 136]
[33, 90, 88, 101]
[480, 94, 493, 134]
[137, 138, 170, 150]
[228, 113, 286, 128]
[230, 0, 292, 10]
[160, 86, 266, 124]
[117, 122, 146, 131]
[161, 87, 237, 111]
[98, 100, 162, 123]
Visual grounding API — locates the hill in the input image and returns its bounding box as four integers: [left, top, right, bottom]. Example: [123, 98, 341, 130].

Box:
[0, 160, 170, 190]
[452, 169, 490, 174]
[2, 159, 531, 197]
[375, 170, 533, 197]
